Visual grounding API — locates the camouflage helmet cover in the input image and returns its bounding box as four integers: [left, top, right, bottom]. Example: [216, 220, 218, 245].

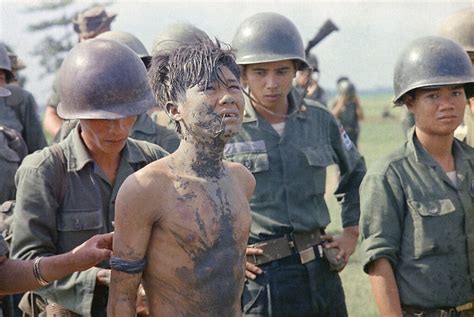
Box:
[57, 38, 155, 119]
[393, 36, 474, 105]
[232, 12, 309, 70]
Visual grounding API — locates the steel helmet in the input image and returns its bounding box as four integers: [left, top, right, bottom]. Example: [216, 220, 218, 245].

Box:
[96, 30, 151, 67]
[152, 22, 210, 55]
[438, 9, 474, 54]
[306, 54, 319, 72]
[393, 36, 474, 105]
[232, 12, 308, 70]
[0, 43, 14, 82]
[97, 31, 149, 58]
[57, 38, 155, 119]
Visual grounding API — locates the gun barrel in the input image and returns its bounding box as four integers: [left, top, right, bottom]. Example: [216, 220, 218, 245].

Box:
[305, 19, 339, 56]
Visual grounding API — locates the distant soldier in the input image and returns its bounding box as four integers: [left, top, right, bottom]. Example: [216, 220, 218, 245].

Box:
[227, 12, 366, 316]
[149, 22, 211, 128]
[11, 39, 167, 316]
[54, 30, 180, 153]
[5, 45, 26, 87]
[439, 8, 474, 147]
[331, 77, 364, 148]
[294, 53, 328, 106]
[43, 6, 116, 138]
[360, 36, 474, 316]
[108, 40, 255, 316]
[0, 42, 46, 155]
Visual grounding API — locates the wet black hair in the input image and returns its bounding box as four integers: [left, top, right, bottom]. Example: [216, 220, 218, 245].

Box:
[148, 39, 240, 134]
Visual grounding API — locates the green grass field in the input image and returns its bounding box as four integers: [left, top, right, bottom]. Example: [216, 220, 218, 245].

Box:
[325, 93, 406, 316]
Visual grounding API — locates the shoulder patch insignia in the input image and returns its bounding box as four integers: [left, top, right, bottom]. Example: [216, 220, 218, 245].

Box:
[339, 127, 353, 151]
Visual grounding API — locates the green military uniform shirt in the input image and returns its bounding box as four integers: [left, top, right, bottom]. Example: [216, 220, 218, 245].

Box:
[224, 89, 366, 243]
[11, 125, 168, 316]
[360, 128, 474, 307]
[1, 84, 47, 153]
[54, 113, 180, 153]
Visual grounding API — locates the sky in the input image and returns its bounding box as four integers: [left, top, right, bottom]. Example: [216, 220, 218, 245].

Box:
[0, 0, 472, 112]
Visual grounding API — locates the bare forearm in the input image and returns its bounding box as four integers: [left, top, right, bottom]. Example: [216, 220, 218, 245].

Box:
[108, 271, 141, 316]
[368, 258, 402, 317]
[0, 252, 77, 295]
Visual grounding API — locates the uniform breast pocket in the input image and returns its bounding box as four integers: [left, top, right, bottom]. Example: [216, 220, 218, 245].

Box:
[300, 146, 335, 194]
[226, 152, 269, 174]
[56, 209, 104, 251]
[408, 199, 456, 259]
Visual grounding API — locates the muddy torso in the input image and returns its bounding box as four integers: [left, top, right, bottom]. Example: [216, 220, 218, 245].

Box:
[143, 167, 251, 316]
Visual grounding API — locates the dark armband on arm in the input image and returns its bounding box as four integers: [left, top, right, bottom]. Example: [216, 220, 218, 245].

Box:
[110, 256, 146, 274]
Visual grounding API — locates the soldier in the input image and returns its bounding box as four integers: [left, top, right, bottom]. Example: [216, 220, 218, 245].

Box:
[54, 30, 180, 153]
[227, 12, 366, 316]
[0, 42, 47, 154]
[5, 45, 27, 87]
[439, 8, 474, 147]
[360, 36, 474, 316]
[108, 40, 255, 316]
[294, 53, 328, 106]
[331, 77, 364, 148]
[10, 39, 168, 316]
[43, 6, 116, 138]
[149, 22, 211, 128]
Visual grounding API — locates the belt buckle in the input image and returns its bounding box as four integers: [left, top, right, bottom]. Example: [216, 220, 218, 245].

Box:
[299, 247, 316, 264]
[440, 308, 457, 317]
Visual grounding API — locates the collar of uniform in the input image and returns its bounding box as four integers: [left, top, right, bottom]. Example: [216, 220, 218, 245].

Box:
[242, 88, 307, 123]
[132, 113, 156, 135]
[123, 138, 153, 164]
[406, 126, 474, 166]
[405, 127, 437, 167]
[63, 124, 95, 172]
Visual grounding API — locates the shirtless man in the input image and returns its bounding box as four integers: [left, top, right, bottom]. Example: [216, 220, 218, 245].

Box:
[107, 41, 255, 316]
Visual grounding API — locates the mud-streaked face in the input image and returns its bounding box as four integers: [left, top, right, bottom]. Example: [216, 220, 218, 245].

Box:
[175, 66, 245, 142]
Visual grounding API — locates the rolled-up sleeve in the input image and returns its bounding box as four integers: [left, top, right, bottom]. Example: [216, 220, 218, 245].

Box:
[360, 167, 405, 273]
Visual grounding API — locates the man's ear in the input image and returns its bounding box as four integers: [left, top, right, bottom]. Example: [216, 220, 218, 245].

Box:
[403, 94, 415, 112]
[166, 102, 182, 121]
